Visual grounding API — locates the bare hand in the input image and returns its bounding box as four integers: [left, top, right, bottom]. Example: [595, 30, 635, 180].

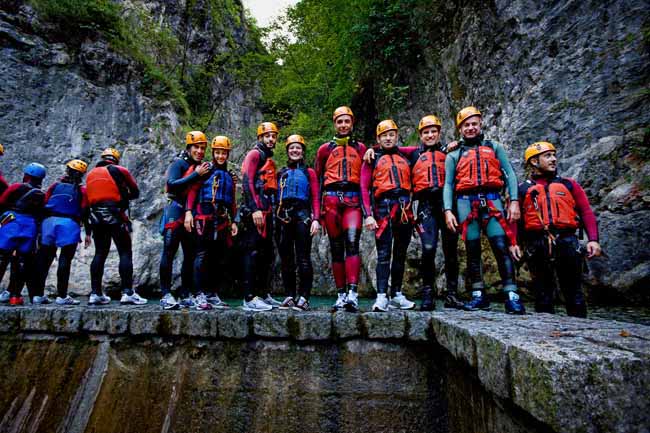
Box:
[84, 234, 91, 249]
[364, 216, 378, 230]
[310, 220, 321, 236]
[507, 201, 520, 223]
[184, 211, 194, 232]
[252, 210, 264, 229]
[509, 245, 522, 261]
[447, 141, 459, 152]
[363, 148, 376, 163]
[231, 222, 238, 237]
[445, 210, 458, 233]
[196, 162, 211, 176]
[586, 241, 602, 258]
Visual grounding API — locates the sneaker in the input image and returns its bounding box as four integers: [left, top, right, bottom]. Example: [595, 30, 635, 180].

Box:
[242, 296, 273, 312]
[179, 296, 195, 309]
[89, 293, 111, 305]
[120, 291, 148, 305]
[279, 297, 295, 310]
[292, 296, 310, 312]
[160, 293, 180, 310]
[420, 287, 435, 311]
[56, 296, 80, 306]
[264, 294, 282, 308]
[443, 292, 464, 310]
[344, 290, 358, 313]
[372, 293, 389, 312]
[9, 296, 23, 306]
[206, 294, 229, 309]
[32, 295, 52, 305]
[332, 292, 347, 311]
[463, 291, 490, 311]
[389, 292, 415, 310]
[504, 292, 525, 315]
[194, 293, 213, 311]
[0, 290, 10, 303]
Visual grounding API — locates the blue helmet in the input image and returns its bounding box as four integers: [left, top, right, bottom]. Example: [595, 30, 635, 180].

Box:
[24, 162, 46, 179]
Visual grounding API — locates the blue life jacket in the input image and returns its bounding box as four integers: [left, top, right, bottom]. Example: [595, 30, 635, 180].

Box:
[199, 168, 234, 206]
[45, 182, 82, 218]
[13, 183, 45, 215]
[278, 167, 310, 203]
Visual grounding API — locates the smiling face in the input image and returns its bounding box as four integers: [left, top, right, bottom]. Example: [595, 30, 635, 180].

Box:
[261, 131, 278, 148]
[287, 142, 304, 162]
[189, 142, 207, 163]
[334, 115, 353, 136]
[459, 115, 482, 139]
[419, 126, 441, 147]
[378, 130, 398, 149]
[213, 148, 229, 165]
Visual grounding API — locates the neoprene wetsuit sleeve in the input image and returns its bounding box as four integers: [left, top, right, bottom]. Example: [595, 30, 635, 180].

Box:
[568, 178, 599, 241]
[44, 183, 56, 203]
[0, 183, 21, 208]
[166, 159, 199, 196]
[360, 162, 373, 217]
[494, 143, 519, 199]
[241, 149, 262, 211]
[443, 151, 458, 211]
[185, 182, 200, 212]
[0, 172, 8, 196]
[307, 168, 320, 219]
[118, 166, 140, 200]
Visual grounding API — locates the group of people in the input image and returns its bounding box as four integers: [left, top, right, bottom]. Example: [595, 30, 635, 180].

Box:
[0, 105, 601, 317]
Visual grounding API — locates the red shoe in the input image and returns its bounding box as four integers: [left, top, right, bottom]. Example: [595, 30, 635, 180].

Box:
[9, 296, 24, 306]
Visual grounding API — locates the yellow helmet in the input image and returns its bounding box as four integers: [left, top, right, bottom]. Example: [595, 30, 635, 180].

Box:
[418, 115, 442, 132]
[66, 159, 88, 173]
[285, 134, 306, 148]
[525, 142, 556, 164]
[101, 148, 120, 162]
[376, 119, 398, 137]
[186, 131, 207, 146]
[257, 122, 279, 138]
[211, 135, 232, 150]
[332, 106, 354, 122]
[455, 106, 482, 128]
[0, 143, 4, 155]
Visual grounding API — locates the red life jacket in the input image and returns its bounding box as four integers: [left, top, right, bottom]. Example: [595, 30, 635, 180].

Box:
[521, 177, 579, 231]
[324, 141, 362, 186]
[86, 167, 121, 205]
[455, 142, 504, 192]
[412, 149, 446, 193]
[372, 152, 411, 197]
[258, 157, 277, 192]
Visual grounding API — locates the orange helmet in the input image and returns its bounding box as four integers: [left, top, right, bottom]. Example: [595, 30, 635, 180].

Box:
[525, 142, 556, 164]
[101, 148, 120, 162]
[376, 119, 398, 137]
[285, 134, 306, 148]
[211, 136, 232, 150]
[0, 144, 4, 155]
[66, 159, 88, 173]
[257, 122, 279, 138]
[332, 106, 354, 122]
[186, 131, 207, 146]
[455, 106, 482, 128]
[418, 115, 442, 132]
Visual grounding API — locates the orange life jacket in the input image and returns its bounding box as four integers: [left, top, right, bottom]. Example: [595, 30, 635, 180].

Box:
[412, 149, 446, 193]
[258, 157, 277, 192]
[372, 153, 412, 197]
[454, 142, 504, 192]
[324, 141, 362, 186]
[521, 178, 579, 231]
[86, 166, 121, 205]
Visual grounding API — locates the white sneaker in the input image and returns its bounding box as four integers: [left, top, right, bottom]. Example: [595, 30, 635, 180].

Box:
[279, 297, 295, 309]
[89, 293, 111, 305]
[389, 292, 416, 310]
[194, 293, 213, 310]
[243, 296, 273, 312]
[264, 294, 282, 308]
[56, 296, 80, 306]
[344, 290, 359, 313]
[32, 295, 52, 305]
[0, 290, 10, 303]
[372, 293, 389, 312]
[160, 293, 180, 310]
[332, 292, 347, 310]
[120, 292, 147, 305]
[206, 294, 229, 309]
[293, 296, 310, 312]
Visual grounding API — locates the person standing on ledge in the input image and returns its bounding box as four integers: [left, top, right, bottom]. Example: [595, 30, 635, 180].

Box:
[443, 106, 525, 314]
[0, 144, 13, 304]
[240, 122, 280, 311]
[159, 131, 211, 310]
[314, 106, 368, 313]
[509, 142, 601, 317]
[86, 148, 142, 305]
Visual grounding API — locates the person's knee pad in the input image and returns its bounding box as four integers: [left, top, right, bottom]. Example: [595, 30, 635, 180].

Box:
[344, 229, 360, 255]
